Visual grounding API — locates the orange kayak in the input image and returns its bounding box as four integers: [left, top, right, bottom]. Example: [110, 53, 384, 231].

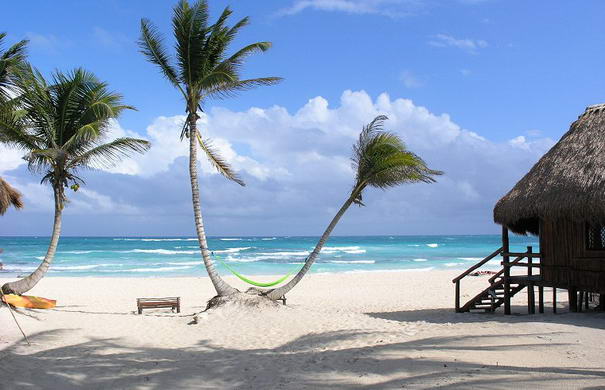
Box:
[1, 294, 56, 309]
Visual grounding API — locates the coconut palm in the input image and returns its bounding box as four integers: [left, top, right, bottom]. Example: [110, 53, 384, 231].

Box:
[0, 177, 23, 215]
[0, 32, 28, 101]
[0, 67, 150, 295]
[266, 116, 442, 300]
[138, 0, 281, 296]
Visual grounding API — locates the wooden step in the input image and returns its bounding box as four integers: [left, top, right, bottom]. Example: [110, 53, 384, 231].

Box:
[459, 279, 528, 312]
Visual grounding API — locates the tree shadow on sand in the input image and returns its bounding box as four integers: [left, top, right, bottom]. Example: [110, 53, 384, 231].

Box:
[1, 329, 604, 389]
[366, 305, 605, 330]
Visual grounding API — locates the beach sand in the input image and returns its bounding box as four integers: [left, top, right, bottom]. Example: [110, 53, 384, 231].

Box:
[1, 270, 605, 389]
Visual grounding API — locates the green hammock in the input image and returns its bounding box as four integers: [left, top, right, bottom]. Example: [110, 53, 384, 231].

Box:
[215, 255, 301, 287]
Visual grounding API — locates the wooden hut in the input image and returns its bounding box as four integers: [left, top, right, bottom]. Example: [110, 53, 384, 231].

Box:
[454, 104, 605, 314]
[0, 177, 23, 215]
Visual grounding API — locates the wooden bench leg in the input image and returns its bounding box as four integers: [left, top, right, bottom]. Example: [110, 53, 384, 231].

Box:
[138, 307, 142, 315]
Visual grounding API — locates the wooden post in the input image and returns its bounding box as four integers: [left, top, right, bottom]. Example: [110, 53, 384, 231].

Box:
[600, 293, 605, 311]
[569, 287, 578, 312]
[503, 226, 511, 315]
[585, 292, 589, 310]
[455, 281, 460, 313]
[538, 286, 544, 313]
[578, 291, 583, 312]
[553, 287, 557, 314]
[527, 246, 535, 314]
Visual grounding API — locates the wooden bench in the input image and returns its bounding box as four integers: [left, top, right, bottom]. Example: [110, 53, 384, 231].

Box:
[137, 297, 180, 314]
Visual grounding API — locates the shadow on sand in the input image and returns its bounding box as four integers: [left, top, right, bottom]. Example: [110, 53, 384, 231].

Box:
[1, 327, 604, 389]
[366, 305, 605, 330]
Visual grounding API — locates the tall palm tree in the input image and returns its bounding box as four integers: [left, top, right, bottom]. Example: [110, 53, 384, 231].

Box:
[0, 32, 28, 101]
[138, 0, 281, 296]
[266, 116, 442, 300]
[0, 67, 150, 295]
[0, 177, 23, 215]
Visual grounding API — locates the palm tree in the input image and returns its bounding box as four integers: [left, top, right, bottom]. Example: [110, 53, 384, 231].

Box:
[138, 0, 281, 296]
[0, 177, 23, 215]
[266, 116, 442, 300]
[0, 32, 28, 101]
[0, 67, 150, 295]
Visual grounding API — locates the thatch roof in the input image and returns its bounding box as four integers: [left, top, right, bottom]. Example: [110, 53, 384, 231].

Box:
[0, 177, 23, 215]
[494, 103, 605, 235]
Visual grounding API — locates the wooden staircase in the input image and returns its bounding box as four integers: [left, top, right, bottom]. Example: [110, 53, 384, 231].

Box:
[453, 245, 542, 314]
[460, 279, 526, 313]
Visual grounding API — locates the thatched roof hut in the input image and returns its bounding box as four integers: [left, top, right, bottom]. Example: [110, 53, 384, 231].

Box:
[0, 177, 23, 215]
[494, 103, 605, 235]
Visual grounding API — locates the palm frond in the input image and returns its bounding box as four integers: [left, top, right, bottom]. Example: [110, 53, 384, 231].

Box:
[351, 115, 442, 204]
[202, 77, 282, 100]
[173, 0, 210, 88]
[0, 66, 150, 205]
[0, 33, 28, 100]
[196, 131, 245, 186]
[139, 19, 183, 94]
[70, 137, 150, 170]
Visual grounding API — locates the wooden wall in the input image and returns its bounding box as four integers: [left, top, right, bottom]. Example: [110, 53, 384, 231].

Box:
[540, 219, 605, 293]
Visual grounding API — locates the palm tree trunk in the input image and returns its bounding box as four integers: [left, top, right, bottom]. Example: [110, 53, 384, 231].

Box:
[2, 186, 63, 295]
[188, 115, 237, 296]
[267, 193, 357, 300]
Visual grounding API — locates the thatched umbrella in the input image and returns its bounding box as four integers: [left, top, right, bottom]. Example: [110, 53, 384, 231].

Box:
[0, 177, 23, 215]
[494, 103, 605, 235]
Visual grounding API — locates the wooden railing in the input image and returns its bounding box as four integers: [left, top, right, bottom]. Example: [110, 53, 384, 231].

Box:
[452, 247, 502, 312]
[453, 245, 543, 313]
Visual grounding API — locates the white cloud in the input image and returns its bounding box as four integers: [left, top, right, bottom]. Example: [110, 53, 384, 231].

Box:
[400, 70, 423, 88]
[103, 117, 285, 181]
[24, 32, 70, 53]
[280, 0, 489, 17]
[92, 27, 130, 49]
[68, 188, 140, 215]
[280, 0, 414, 17]
[429, 34, 488, 54]
[0, 90, 556, 236]
[0, 145, 24, 174]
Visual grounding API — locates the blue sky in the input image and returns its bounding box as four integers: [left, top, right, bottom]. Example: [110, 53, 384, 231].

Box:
[1, 0, 605, 236]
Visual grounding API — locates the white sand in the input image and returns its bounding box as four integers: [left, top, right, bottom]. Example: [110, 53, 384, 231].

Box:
[1, 271, 605, 389]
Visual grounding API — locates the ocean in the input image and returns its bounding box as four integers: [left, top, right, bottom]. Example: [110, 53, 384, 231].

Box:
[0, 235, 540, 278]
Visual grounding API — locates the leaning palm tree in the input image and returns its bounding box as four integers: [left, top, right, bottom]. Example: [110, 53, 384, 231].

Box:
[0, 67, 150, 295]
[265, 115, 442, 300]
[138, 0, 281, 296]
[0, 177, 23, 215]
[0, 32, 28, 101]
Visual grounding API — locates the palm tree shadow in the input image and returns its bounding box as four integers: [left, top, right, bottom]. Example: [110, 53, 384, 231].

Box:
[366, 306, 605, 330]
[1, 329, 604, 389]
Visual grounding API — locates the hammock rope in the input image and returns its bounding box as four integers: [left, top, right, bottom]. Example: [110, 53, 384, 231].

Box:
[215, 254, 302, 288]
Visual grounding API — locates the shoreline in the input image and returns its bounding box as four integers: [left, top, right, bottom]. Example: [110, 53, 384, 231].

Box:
[0, 265, 495, 278]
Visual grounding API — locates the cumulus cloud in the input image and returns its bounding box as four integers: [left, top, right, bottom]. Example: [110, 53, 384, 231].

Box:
[429, 34, 488, 54]
[0, 145, 24, 174]
[0, 90, 555, 236]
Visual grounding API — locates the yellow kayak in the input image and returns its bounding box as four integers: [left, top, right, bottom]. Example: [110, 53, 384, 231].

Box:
[1, 294, 56, 309]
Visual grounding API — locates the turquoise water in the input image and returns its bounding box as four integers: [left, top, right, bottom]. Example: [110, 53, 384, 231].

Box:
[0, 235, 539, 277]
